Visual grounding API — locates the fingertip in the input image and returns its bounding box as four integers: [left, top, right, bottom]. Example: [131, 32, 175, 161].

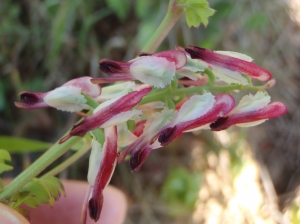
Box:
[91, 186, 127, 224]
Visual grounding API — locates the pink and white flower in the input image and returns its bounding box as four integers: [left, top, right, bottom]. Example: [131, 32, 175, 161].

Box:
[15, 77, 101, 112]
[81, 126, 118, 223]
[184, 46, 272, 85]
[210, 91, 287, 131]
[60, 87, 151, 143]
[91, 50, 187, 88]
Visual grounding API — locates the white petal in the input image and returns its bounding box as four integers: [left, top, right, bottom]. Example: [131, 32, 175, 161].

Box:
[130, 56, 176, 88]
[176, 93, 215, 123]
[229, 91, 270, 115]
[143, 109, 175, 137]
[236, 119, 267, 127]
[183, 56, 208, 72]
[176, 69, 202, 80]
[101, 109, 142, 128]
[117, 123, 138, 147]
[43, 86, 89, 112]
[87, 138, 103, 186]
[63, 76, 101, 97]
[215, 51, 253, 62]
[96, 82, 136, 102]
[93, 93, 126, 114]
[212, 66, 249, 85]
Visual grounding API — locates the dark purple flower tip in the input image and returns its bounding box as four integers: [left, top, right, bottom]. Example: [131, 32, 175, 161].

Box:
[98, 59, 130, 75]
[20, 92, 40, 104]
[210, 102, 287, 131]
[185, 46, 272, 82]
[209, 117, 228, 130]
[88, 193, 103, 221]
[130, 146, 152, 172]
[15, 91, 48, 109]
[158, 126, 177, 146]
[138, 52, 153, 57]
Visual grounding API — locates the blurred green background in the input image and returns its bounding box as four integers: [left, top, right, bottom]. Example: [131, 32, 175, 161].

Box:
[1, 0, 300, 223]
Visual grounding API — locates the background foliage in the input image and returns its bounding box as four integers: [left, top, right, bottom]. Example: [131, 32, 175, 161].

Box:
[0, 0, 299, 223]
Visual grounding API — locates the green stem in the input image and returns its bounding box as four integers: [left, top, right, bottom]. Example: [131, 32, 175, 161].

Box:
[0, 136, 81, 200]
[42, 144, 91, 177]
[140, 84, 266, 105]
[141, 0, 184, 53]
[140, 88, 170, 104]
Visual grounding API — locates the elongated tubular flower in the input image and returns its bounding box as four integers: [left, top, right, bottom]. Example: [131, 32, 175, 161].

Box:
[81, 126, 118, 223]
[158, 94, 235, 146]
[210, 92, 287, 131]
[118, 109, 175, 168]
[91, 50, 187, 88]
[185, 46, 272, 82]
[59, 87, 152, 143]
[15, 77, 101, 112]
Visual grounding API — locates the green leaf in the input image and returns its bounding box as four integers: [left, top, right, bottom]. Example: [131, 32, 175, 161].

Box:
[21, 181, 50, 207]
[0, 149, 11, 161]
[0, 136, 51, 153]
[178, 0, 215, 28]
[41, 176, 66, 199]
[0, 163, 13, 174]
[10, 191, 31, 209]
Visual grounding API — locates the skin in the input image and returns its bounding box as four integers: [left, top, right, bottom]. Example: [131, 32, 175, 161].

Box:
[0, 180, 127, 224]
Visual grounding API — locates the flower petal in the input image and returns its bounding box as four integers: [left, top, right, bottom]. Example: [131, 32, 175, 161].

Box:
[44, 86, 90, 112]
[210, 102, 287, 131]
[228, 91, 270, 115]
[101, 109, 142, 128]
[215, 51, 253, 62]
[152, 49, 187, 69]
[88, 126, 118, 221]
[117, 123, 138, 147]
[185, 46, 272, 82]
[15, 91, 48, 109]
[59, 87, 151, 143]
[158, 94, 235, 146]
[175, 93, 215, 123]
[95, 81, 136, 102]
[63, 76, 101, 98]
[130, 56, 176, 88]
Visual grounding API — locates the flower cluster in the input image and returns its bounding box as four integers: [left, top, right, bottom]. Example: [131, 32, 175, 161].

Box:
[15, 46, 287, 223]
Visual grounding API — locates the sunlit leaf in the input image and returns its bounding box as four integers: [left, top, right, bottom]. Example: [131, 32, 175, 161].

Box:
[177, 0, 215, 28]
[0, 149, 11, 161]
[0, 136, 51, 153]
